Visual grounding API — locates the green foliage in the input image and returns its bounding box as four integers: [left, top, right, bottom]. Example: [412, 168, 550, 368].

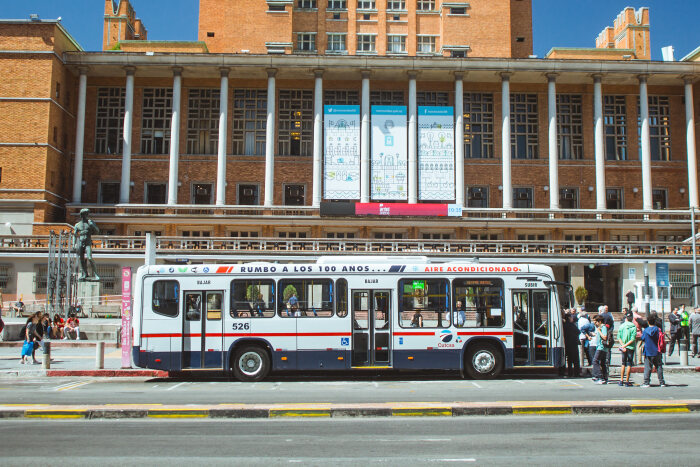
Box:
[575, 286, 588, 305]
[283, 284, 298, 301]
[245, 284, 260, 301]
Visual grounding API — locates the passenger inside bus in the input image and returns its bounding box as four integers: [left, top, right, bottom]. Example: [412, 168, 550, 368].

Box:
[186, 294, 201, 321]
[411, 310, 423, 328]
[455, 300, 466, 327]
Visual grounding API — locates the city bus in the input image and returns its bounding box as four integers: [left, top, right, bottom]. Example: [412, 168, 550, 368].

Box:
[131, 257, 569, 381]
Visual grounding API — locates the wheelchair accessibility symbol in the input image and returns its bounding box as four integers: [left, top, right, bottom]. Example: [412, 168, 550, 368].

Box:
[341, 337, 350, 346]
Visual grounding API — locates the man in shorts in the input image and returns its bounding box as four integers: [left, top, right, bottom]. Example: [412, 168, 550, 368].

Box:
[617, 314, 637, 386]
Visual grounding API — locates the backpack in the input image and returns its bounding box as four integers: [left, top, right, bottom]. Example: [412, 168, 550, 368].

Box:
[657, 330, 666, 354]
[604, 327, 615, 348]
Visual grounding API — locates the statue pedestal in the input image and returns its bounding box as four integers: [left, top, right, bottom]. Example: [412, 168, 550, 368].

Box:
[76, 281, 101, 316]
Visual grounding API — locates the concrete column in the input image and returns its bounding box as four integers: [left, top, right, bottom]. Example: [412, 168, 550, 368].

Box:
[454, 72, 465, 207]
[264, 68, 277, 207]
[501, 73, 512, 209]
[639, 75, 652, 211]
[312, 69, 324, 208]
[216, 68, 229, 206]
[593, 74, 606, 210]
[167, 67, 182, 205]
[408, 71, 418, 204]
[119, 66, 135, 204]
[547, 73, 559, 210]
[360, 70, 371, 203]
[685, 78, 698, 209]
[72, 67, 88, 203]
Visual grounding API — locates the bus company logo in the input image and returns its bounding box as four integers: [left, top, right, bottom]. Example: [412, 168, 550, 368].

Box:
[438, 330, 455, 348]
[203, 267, 210, 273]
[168, 267, 175, 273]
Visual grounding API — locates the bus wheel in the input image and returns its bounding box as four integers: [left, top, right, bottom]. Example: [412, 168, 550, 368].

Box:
[465, 343, 502, 379]
[232, 346, 270, 382]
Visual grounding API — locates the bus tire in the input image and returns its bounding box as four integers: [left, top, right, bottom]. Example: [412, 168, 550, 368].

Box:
[464, 343, 502, 380]
[231, 346, 270, 382]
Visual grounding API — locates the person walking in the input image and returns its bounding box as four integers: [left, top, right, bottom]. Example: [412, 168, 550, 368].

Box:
[632, 307, 646, 365]
[641, 316, 666, 388]
[578, 312, 594, 367]
[626, 289, 635, 309]
[690, 307, 700, 358]
[563, 312, 581, 377]
[617, 314, 637, 387]
[592, 316, 609, 384]
[667, 307, 681, 356]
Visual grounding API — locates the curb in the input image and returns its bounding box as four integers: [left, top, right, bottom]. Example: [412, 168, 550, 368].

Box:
[1, 401, 698, 420]
[0, 369, 168, 378]
[0, 341, 119, 348]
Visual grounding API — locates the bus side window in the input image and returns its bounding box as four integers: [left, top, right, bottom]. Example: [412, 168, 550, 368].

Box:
[231, 279, 275, 318]
[153, 280, 179, 317]
[336, 278, 348, 317]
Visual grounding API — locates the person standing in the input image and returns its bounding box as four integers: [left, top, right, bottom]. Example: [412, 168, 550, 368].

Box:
[578, 312, 594, 366]
[563, 313, 581, 377]
[626, 289, 635, 309]
[690, 307, 700, 358]
[667, 307, 681, 356]
[617, 315, 637, 387]
[679, 305, 690, 344]
[592, 316, 609, 384]
[632, 307, 646, 365]
[600, 305, 614, 367]
[641, 316, 666, 388]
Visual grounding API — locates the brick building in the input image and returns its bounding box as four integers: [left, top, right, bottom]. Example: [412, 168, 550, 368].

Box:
[0, 1, 699, 313]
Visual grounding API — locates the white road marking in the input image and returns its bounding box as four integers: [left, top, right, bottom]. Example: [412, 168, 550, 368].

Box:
[166, 382, 189, 391]
[436, 459, 476, 463]
[513, 380, 525, 384]
[57, 380, 93, 391]
[471, 382, 482, 389]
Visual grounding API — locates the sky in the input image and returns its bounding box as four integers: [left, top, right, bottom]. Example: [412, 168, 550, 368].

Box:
[2, 0, 698, 60]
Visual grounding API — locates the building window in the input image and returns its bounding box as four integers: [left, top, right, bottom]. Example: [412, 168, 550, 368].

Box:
[326, 232, 355, 239]
[229, 230, 259, 238]
[373, 232, 404, 239]
[387, 1, 405, 10]
[422, 232, 452, 240]
[449, 7, 467, 15]
[328, 0, 346, 9]
[467, 186, 488, 208]
[564, 233, 596, 242]
[370, 90, 404, 106]
[557, 94, 583, 160]
[232, 89, 267, 156]
[450, 50, 466, 58]
[95, 87, 125, 154]
[278, 231, 308, 239]
[606, 188, 623, 210]
[33, 264, 48, 294]
[297, 0, 316, 8]
[191, 183, 213, 205]
[284, 184, 305, 206]
[324, 90, 359, 105]
[417, 92, 448, 106]
[96, 265, 120, 295]
[469, 232, 500, 241]
[417, 0, 435, 10]
[386, 35, 406, 54]
[513, 187, 533, 209]
[186, 89, 220, 155]
[268, 5, 285, 12]
[464, 93, 494, 159]
[357, 34, 376, 53]
[643, 96, 672, 161]
[99, 182, 120, 204]
[417, 36, 436, 53]
[296, 33, 316, 52]
[652, 188, 667, 210]
[357, 0, 375, 9]
[559, 188, 578, 209]
[669, 271, 693, 300]
[238, 184, 259, 205]
[181, 230, 211, 238]
[141, 88, 173, 155]
[327, 33, 347, 52]
[604, 95, 627, 161]
[145, 182, 167, 204]
[511, 94, 538, 159]
[279, 90, 313, 157]
[0, 264, 11, 289]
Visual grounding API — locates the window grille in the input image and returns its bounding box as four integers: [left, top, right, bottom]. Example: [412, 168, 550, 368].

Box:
[557, 94, 583, 160]
[141, 88, 173, 155]
[417, 92, 449, 106]
[232, 89, 267, 156]
[670, 271, 693, 299]
[278, 90, 313, 156]
[186, 89, 220, 155]
[370, 90, 404, 106]
[604, 95, 627, 160]
[464, 93, 494, 159]
[511, 94, 539, 159]
[324, 90, 359, 105]
[0, 264, 10, 289]
[95, 88, 125, 154]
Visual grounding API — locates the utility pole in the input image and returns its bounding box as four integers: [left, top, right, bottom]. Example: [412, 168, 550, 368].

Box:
[643, 261, 650, 317]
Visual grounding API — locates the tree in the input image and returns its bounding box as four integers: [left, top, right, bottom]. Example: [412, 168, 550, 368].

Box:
[283, 284, 298, 301]
[575, 286, 588, 306]
[245, 284, 260, 302]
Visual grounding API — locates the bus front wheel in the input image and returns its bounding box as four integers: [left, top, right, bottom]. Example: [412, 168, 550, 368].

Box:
[231, 346, 270, 382]
[465, 343, 503, 379]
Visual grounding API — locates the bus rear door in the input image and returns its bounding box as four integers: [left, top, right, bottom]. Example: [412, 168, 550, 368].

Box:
[351, 289, 392, 367]
[182, 290, 224, 368]
[512, 288, 552, 366]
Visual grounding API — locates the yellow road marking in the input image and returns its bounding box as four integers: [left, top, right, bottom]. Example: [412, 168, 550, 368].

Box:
[269, 409, 331, 418]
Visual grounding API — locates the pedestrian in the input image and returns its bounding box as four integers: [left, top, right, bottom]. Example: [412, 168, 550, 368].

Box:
[0, 287, 4, 336]
[617, 314, 637, 387]
[690, 307, 700, 358]
[592, 316, 609, 384]
[563, 312, 581, 377]
[64, 313, 81, 340]
[641, 316, 666, 388]
[632, 307, 646, 365]
[600, 305, 614, 367]
[667, 307, 681, 356]
[679, 304, 690, 344]
[578, 312, 594, 366]
[626, 289, 635, 309]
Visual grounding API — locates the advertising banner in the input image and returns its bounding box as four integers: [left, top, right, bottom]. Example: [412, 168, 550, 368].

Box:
[324, 105, 361, 199]
[418, 106, 455, 200]
[121, 267, 132, 368]
[371, 105, 407, 200]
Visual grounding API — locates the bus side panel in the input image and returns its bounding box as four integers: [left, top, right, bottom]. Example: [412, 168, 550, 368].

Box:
[392, 349, 461, 370]
[296, 350, 348, 370]
[142, 276, 180, 371]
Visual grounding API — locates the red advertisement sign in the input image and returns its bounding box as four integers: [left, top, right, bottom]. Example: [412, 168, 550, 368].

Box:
[355, 203, 449, 216]
[121, 267, 132, 368]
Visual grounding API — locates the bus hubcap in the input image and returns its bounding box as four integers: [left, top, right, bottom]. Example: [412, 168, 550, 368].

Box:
[239, 352, 262, 375]
[473, 350, 495, 373]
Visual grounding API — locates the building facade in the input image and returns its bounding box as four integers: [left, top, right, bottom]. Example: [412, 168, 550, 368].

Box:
[0, 1, 699, 313]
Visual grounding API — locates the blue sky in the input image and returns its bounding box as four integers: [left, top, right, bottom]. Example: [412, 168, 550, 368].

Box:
[3, 1, 698, 59]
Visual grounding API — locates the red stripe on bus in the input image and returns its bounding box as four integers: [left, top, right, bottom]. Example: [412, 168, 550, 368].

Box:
[142, 333, 181, 338]
[457, 332, 513, 336]
[394, 332, 435, 336]
[216, 266, 233, 273]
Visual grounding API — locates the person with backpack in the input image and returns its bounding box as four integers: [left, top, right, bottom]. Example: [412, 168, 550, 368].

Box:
[617, 314, 637, 387]
[641, 316, 666, 388]
[592, 316, 610, 384]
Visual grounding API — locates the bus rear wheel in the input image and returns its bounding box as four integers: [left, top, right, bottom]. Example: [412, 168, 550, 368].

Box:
[231, 346, 270, 382]
[465, 343, 503, 379]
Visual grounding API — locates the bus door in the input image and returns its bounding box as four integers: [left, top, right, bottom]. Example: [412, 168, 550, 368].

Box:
[512, 289, 551, 366]
[182, 290, 224, 369]
[351, 289, 392, 367]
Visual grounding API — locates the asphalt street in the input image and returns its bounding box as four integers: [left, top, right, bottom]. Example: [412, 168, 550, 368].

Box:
[0, 414, 697, 465]
[0, 372, 697, 405]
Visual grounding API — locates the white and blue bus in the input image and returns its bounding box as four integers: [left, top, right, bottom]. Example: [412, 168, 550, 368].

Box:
[132, 257, 568, 381]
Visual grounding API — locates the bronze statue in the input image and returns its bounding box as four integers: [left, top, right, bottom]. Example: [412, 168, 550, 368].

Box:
[73, 208, 100, 281]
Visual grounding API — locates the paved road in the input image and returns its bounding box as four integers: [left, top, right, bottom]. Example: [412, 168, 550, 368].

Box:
[0, 372, 697, 406]
[0, 414, 697, 465]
